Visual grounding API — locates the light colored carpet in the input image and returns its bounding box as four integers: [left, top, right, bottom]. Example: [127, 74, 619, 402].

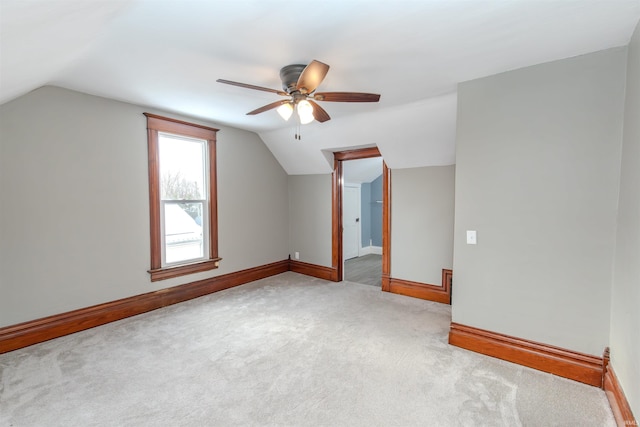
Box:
[0, 272, 614, 426]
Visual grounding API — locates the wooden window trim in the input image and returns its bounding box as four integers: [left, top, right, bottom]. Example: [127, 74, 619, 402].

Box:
[144, 113, 221, 281]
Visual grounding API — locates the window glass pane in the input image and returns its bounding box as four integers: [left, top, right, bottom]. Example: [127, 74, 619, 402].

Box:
[159, 133, 206, 200]
[164, 202, 205, 264]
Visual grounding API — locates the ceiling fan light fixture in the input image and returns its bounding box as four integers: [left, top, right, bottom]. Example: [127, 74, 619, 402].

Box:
[297, 100, 314, 124]
[217, 59, 380, 127]
[277, 102, 293, 121]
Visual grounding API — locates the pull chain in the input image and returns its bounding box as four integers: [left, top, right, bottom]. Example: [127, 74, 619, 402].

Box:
[294, 109, 302, 140]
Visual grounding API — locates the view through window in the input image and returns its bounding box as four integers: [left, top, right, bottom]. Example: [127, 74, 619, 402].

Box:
[159, 133, 208, 265]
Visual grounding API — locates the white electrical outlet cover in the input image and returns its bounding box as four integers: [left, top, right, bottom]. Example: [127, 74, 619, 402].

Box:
[466, 230, 477, 245]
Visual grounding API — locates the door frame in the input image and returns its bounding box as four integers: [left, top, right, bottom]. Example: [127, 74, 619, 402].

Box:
[332, 146, 391, 289]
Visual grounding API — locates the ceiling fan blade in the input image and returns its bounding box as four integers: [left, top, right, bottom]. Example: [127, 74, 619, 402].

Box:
[313, 92, 380, 102]
[308, 100, 331, 123]
[217, 79, 288, 96]
[247, 100, 289, 115]
[296, 60, 330, 94]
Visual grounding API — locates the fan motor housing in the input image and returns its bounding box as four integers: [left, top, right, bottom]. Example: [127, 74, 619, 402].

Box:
[280, 64, 306, 93]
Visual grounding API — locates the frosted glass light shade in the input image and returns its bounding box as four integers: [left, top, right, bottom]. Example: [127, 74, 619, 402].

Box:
[297, 100, 314, 124]
[277, 103, 293, 121]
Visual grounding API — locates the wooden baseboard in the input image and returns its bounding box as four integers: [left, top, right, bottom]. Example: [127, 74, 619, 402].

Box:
[381, 274, 391, 292]
[387, 277, 450, 304]
[604, 364, 637, 426]
[289, 259, 338, 281]
[442, 269, 452, 300]
[0, 260, 289, 354]
[448, 322, 604, 387]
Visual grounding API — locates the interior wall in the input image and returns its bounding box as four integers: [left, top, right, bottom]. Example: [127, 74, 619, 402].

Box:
[391, 165, 455, 285]
[0, 86, 289, 328]
[370, 175, 383, 247]
[611, 20, 640, 417]
[452, 47, 627, 356]
[288, 174, 332, 267]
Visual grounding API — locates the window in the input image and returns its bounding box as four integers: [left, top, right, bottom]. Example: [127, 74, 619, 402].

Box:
[145, 113, 221, 281]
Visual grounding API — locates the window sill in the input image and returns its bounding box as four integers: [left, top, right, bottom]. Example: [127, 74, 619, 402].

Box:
[148, 258, 222, 282]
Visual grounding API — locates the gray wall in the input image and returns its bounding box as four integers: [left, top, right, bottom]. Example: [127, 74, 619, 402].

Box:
[0, 86, 289, 327]
[611, 21, 640, 417]
[288, 174, 332, 267]
[453, 47, 627, 356]
[370, 175, 383, 247]
[391, 166, 455, 285]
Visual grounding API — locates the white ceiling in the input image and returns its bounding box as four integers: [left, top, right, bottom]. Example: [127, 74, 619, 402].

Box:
[1, 0, 639, 174]
[344, 157, 383, 185]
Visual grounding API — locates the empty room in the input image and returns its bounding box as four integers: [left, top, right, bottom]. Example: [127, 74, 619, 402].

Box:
[1, 1, 639, 425]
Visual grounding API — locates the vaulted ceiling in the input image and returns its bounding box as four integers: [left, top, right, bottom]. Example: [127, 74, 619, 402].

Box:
[2, 0, 639, 174]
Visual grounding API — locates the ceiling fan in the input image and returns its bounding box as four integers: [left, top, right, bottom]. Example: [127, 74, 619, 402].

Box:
[217, 60, 380, 125]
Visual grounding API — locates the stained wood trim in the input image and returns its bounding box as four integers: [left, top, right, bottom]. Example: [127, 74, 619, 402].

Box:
[332, 159, 343, 282]
[208, 137, 219, 262]
[382, 162, 391, 280]
[144, 112, 220, 136]
[289, 259, 337, 281]
[0, 260, 289, 354]
[147, 125, 162, 270]
[448, 322, 604, 387]
[145, 113, 220, 280]
[334, 146, 381, 161]
[149, 257, 223, 281]
[442, 269, 452, 300]
[604, 365, 637, 426]
[388, 277, 450, 304]
[381, 275, 391, 292]
[332, 146, 386, 284]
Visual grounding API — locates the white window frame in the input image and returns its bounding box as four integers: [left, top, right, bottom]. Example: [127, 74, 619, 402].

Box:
[158, 132, 210, 267]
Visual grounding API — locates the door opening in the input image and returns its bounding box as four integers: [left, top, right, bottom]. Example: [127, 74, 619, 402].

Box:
[332, 147, 391, 290]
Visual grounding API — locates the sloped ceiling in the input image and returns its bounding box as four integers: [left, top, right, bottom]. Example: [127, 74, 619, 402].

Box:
[1, 0, 639, 174]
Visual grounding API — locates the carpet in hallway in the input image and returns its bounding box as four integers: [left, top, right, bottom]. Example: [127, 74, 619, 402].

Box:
[344, 253, 382, 288]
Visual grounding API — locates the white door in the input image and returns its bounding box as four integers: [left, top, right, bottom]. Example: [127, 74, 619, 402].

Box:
[343, 185, 360, 260]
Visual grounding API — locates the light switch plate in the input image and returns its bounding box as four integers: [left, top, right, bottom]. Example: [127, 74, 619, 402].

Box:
[466, 230, 477, 245]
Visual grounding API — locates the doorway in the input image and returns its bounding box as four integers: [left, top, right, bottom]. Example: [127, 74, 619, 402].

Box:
[332, 147, 391, 290]
[342, 158, 383, 287]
